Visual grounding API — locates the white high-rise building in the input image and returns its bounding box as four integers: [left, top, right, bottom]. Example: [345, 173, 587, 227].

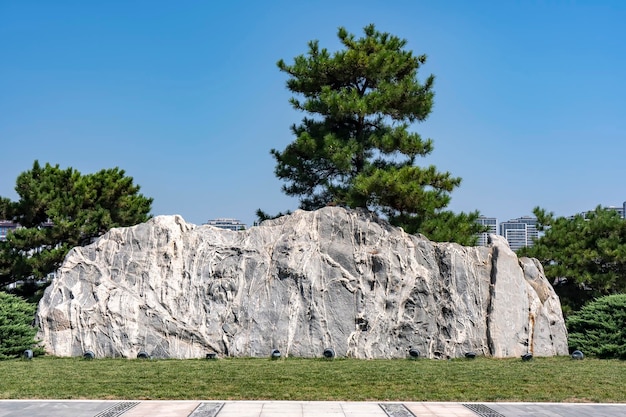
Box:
[476, 216, 497, 246]
[499, 216, 538, 251]
[204, 218, 246, 231]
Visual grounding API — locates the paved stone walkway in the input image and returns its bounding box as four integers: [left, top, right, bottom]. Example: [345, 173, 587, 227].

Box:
[0, 401, 625, 417]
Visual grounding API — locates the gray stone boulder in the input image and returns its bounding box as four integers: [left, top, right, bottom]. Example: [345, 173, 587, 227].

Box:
[35, 207, 568, 359]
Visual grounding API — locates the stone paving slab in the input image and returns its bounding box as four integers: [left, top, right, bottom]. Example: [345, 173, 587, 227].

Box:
[406, 402, 478, 417]
[0, 400, 117, 417]
[1, 400, 626, 417]
[488, 402, 626, 417]
[215, 401, 387, 417]
[121, 401, 200, 417]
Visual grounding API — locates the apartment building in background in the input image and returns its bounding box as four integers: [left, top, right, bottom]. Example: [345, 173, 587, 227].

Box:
[476, 216, 497, 246]
[204, 218, 246, 231]
[498, 216, 539, 251]
[603, 201, 626, 218]
[474, 216, 539, 251]
[0, 220, 18, 241]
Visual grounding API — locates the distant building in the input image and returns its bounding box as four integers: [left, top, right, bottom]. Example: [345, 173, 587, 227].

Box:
[0, 220, 18, 241]
[571, 201, 626, 220]
[603, 202, 626, 218]
[476, 216, 497, 246]
[499, 216, 538, 251]
[204, 218, 246, 231]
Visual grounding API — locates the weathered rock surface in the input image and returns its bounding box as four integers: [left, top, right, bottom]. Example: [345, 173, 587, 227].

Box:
[36, 207, 568, 359]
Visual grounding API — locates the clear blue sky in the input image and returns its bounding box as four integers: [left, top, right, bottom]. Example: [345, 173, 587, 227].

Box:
[2, 1, 625, 227]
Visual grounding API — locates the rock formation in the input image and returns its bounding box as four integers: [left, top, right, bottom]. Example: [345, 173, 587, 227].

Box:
[36, 207, 568, 359]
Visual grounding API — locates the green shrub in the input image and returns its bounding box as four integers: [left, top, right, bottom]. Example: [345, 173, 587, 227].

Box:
[567, 294, 626, 359]
[0, 292, 43, 359]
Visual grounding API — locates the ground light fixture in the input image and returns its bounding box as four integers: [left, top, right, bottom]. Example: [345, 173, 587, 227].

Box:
[23, 349, 33, 360]
[408, 348, 420, 359]
[206, 352, 217, 360]
[271, 349, 281, 360]
[83, 350, 95, 360]
[465, 351, 477, 359]
[521, 352, 533, 361]
[323, 348, 335, 359]
[571, 350, 584, 360]
[137, 351, 150, 359]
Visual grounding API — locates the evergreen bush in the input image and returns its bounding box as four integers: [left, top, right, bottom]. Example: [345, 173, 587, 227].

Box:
[0, 292, 43, 359]
[567, 294, 626, 359]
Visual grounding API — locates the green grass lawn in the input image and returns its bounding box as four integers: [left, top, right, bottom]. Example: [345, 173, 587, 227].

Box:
[0, 356, 624, 402]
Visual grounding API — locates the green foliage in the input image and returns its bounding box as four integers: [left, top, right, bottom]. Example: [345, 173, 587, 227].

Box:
[0, 161, 153, 288]
[0, 292, 42, 359]
[567, 294, 626, 359]
[0, 197, 14, 219]
[269, 24, 485, 244]
[518, 206, 626, 313]
[255, 208, 293, 224]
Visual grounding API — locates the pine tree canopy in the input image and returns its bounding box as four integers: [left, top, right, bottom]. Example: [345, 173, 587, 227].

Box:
[519, 206, 626, 314]
[0, 161, 153, 288]
[270, 24, 484, 244]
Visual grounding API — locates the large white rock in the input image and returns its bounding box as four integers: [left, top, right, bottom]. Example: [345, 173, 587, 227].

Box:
[35, 207, 568, 359]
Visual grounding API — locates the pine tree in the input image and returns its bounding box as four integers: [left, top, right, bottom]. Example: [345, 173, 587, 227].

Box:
[0, 161, 153, 288]
[519, 206, 626, 314]
[270, 24, 484, 244]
